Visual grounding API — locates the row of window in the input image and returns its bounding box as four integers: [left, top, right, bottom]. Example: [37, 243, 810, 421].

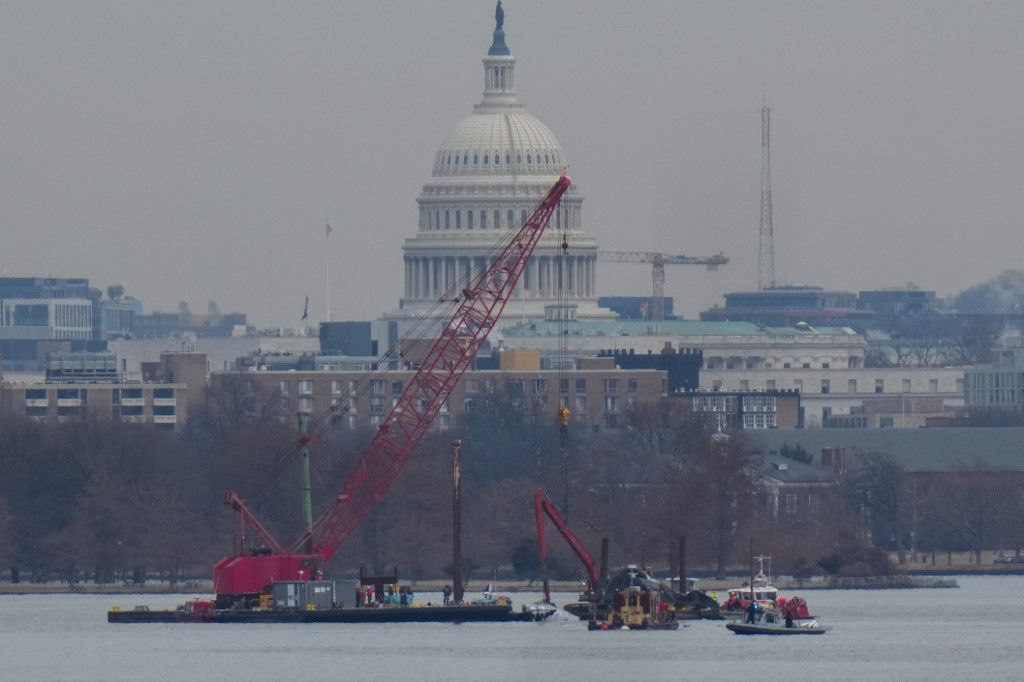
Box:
[437, 149, 562, 171]
[717, 377, 958, 394]
[22, 387, 174, 402]
[277, 377, 639, 398]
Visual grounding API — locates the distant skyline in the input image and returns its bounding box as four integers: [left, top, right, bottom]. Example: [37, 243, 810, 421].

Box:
[2, 1, 1022, 326]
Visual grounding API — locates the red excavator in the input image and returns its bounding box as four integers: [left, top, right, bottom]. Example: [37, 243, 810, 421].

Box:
[213, 175, 572, 608]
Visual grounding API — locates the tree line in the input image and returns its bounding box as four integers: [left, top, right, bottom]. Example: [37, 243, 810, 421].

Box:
[2, 378, 1019, 586]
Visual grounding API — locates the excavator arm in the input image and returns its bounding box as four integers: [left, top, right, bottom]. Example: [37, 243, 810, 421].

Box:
[534, 487, 600, 602]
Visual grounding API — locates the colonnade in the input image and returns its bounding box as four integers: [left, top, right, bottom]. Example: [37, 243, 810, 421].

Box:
[404, 254, 597, 301]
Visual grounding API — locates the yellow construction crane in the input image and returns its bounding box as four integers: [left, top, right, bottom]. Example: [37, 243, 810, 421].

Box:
[598, 251, 728, 321]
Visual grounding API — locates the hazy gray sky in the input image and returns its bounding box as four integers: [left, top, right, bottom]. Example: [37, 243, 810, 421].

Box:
[2, 1, 1023, 325]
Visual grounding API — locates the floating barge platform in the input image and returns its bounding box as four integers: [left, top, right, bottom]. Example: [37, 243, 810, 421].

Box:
[108, 603, 540, 624]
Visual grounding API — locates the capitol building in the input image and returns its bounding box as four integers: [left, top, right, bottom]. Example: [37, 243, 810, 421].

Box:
[392, 2, 614, 323]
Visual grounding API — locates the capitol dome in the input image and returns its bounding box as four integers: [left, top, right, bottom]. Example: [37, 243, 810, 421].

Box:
[394, 1, 614, 323]
[431, 113, 567, 178]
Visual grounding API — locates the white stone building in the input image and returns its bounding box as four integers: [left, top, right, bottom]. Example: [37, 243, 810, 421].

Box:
[701, 366, 966, 428]
[392, 2, 613, 322]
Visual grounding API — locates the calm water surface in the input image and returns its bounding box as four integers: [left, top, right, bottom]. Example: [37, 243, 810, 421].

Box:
[1, 576, 1021, 681]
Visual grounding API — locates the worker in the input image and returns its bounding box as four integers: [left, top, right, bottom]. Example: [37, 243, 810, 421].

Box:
[355, 586, 364, 608]
[746, 600, 758, 624]
[785, 608, 794, 629]
[711, 590, 719, 604]
[443, 584, 452, 606]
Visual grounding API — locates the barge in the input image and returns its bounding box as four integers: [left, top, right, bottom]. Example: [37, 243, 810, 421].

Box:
[108, 602, 540, 624]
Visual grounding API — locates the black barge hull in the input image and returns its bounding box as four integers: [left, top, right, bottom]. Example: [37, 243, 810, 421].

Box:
[109, 604, 536, 624]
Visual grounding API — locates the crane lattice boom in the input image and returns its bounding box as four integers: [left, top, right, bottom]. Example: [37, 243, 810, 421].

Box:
[213, 175, 572, 602]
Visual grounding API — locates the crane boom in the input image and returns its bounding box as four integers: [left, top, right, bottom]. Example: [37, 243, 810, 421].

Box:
[213, 175, 572, 603]
[598, 250, 728, 321]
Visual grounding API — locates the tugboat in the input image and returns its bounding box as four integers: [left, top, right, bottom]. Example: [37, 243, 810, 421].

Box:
[588, 581, 679, 631]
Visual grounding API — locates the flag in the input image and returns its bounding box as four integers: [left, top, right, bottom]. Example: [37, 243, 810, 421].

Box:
[326, 223, 332, 238]
[301, 295, 309, 321]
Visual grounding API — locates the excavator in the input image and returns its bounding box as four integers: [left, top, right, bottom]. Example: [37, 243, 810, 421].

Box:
[534, 488, 720, 623]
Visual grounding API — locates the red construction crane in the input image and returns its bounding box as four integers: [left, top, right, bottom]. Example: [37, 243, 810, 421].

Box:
[598, 251, 728, 322]
[534, 487, 600, 604]
[213, 175, 573, 606]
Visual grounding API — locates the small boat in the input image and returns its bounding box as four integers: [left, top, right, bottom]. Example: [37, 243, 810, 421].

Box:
[726, 621, 829, 635]
[725, 597, 828, 635]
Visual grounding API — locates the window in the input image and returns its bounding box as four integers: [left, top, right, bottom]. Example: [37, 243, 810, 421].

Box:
[372, 380, 386, 395]
[391, 380, 404, 395]
[480, 211, 486, 229]
[24, 406, 47, 417]
[445, 211, 450, 229]
[348, 380, 359, 396]
[880, 416, 894, 428]
[508, 379, 524, 394]
[494, 210, 500, 229]
[848, 379, 857, 393]
[794, 379, 803, 392]
[505, 154, 511, 164]
[463, 153, 468, 165]
[508, 209, 514, 227]
[467, 211, 473, 229]
[575, 396, 587, 413]
[929, 379, 938, 393]
[527, 154, 532, 164]
[153, 388, 174, 399]
[822, 407, 832, 422]
[533, 379, 547, 393]
[604, 378, 619, 394]
[121, 405, 144, 417]
[371, 398, 385, 416]
[153, 405, 176, 417]
[902, 379, 911, 393]
[739, 380, 750, 391]
[298, 380, 313, 396]
[278, 381, 289, 397]
[766, 380, 776, 390]
[456, 210, 461, 229]
[742, 412, 776, 429]
[875, 379, 884, 394]
[604, 414, 618, 430]
[823, 363, 830, 369]
[483, 154, 488, 165]
[802, 363, 811, 369]
[466, 379, 479, 394]
[628, 379, 637, 393]
[821, 379, 830, 394]
[473, 154, 478, 165]
[25, 389, 46, 400]
[605, 396, 619, 413]
[559, 378, 570, 394]
[575, 378, 586, 393]
[331, 380, 342, 396]
[785, 493, 797, 515]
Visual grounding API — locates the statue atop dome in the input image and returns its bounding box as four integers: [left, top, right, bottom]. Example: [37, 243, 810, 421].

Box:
[488, 0, 511, 56]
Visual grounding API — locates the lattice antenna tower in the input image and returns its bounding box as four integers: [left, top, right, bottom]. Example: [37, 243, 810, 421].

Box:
[759, 97, 776, 290]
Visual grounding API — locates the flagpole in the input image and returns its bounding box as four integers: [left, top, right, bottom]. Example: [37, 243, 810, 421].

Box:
[325, 222, 332, 322]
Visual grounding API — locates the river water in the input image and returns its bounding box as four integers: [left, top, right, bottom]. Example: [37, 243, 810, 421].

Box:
[1, 575, 1021, 681]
